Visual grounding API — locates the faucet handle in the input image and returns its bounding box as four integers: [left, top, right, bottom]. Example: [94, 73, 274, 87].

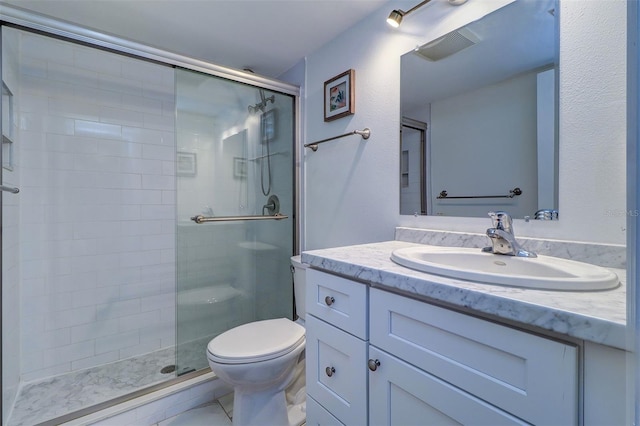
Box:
[488, 211, 513, 232]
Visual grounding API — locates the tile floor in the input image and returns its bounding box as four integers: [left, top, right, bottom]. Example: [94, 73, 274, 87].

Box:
[157, 393, 233, 426]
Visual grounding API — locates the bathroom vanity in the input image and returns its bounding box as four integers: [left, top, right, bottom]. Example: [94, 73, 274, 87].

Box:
[302, 230, 628, 425]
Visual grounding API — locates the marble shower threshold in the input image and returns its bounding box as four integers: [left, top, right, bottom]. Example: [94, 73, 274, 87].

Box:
[6, 346, 200, 426]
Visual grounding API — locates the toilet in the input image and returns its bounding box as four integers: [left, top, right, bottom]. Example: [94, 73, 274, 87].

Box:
[207, 256, 308, 426]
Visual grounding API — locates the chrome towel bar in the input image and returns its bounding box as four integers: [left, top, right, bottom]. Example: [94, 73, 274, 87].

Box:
[437, 187, 522, 199]
[304, 128, 370, 152]
[191, 213, 288, 223]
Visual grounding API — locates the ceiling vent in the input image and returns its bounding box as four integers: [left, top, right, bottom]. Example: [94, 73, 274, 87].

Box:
[413, 27, 480, 61]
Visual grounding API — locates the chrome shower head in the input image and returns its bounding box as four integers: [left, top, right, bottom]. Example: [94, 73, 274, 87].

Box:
[248, 89, 275, 114]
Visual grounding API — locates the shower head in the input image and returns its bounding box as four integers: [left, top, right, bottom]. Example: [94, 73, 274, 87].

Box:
[248, 89, 275, 114]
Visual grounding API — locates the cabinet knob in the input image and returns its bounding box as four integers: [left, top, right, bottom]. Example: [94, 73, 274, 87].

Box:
[325, 366, 336, 377]
[324, 296, 335, 306]
[368, 359, 381, 371]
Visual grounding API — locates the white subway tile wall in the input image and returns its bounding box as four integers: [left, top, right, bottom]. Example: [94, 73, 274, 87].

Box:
[18, 31, 177, 383]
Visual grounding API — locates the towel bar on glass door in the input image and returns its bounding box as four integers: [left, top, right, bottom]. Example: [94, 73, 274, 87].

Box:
[191, 213, 288, 223]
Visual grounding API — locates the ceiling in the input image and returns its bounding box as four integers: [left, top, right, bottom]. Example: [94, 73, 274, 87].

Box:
[3, 0, 390, 78]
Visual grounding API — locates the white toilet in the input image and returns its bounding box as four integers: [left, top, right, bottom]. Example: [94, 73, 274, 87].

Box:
[207, 256, 308, 426]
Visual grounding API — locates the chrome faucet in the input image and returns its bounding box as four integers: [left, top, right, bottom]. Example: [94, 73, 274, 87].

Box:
[482, 211, 537, 258]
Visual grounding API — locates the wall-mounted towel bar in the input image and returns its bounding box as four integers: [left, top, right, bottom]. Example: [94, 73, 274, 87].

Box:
[304, 128, 370, 152]
[191, 213, 288, 223]
[437, 187, 522, 199]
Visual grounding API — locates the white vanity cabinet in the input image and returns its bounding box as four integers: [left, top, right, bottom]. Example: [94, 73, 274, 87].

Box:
[304, 268, 624, 425]
[305, 269, 369, 425]
[369, 288, 578, 425]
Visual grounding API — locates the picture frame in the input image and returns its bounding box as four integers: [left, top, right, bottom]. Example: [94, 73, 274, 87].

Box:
[177, 152, 197, 176]
[324, 69, 355, 122]
[233, 157, 247, 179]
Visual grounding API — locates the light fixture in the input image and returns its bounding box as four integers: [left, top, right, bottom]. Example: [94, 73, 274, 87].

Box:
[387, 0, 468, 28]
[386, 9, 405, 28]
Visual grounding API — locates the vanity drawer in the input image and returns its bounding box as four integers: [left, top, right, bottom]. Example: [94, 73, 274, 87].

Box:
[369, 288, 578, 426]
[306, 315, 368, 425]
[306, 268, 368, 338]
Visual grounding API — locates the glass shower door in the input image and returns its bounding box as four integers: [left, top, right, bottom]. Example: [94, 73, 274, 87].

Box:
[175, 68, 295, 374]
[2, 26, 180, 424]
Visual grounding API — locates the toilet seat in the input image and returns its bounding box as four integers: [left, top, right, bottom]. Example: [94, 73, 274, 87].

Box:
[207, 318, 305, 364]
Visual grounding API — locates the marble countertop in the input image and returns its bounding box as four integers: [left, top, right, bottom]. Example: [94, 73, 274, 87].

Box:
[301, 240, 628, 350]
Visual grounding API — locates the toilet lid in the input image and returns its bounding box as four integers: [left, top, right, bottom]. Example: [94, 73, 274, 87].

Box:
[207, 318, 305, 364]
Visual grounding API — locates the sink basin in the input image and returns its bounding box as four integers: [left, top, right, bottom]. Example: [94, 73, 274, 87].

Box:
[390, 246, 619, 291]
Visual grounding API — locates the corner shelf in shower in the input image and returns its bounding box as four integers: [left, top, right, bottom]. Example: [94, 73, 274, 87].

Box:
[2, 80, 15, 171]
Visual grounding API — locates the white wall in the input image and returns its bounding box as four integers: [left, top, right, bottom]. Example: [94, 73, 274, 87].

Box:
[429, 71, 538, 218]
[556, 0, 626, 244]
[18, 30, 176, 382]
[301, 0, 626, 249]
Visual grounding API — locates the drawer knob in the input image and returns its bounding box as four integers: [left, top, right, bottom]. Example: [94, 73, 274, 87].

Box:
[324, 296, 335, 306]
[368, 359, 381, 372]
[325, 366, 336, 377]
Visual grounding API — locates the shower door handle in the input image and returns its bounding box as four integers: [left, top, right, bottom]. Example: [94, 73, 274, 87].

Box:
[0, 185, 19, 194]
[191, 213, 288, 223]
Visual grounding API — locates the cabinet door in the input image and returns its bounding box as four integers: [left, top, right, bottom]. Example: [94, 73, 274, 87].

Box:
[370, 288, 577, 425]
[306, 315, 368, 425]
[369, 346, 529, 426]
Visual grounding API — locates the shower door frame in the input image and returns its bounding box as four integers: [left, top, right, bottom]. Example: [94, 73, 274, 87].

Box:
[0, 4, 301, 424]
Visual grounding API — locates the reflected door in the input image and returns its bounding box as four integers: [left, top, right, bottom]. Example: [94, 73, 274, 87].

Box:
[400, 118, 428, 216]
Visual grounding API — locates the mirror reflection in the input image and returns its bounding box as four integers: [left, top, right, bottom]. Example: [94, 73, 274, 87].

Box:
[400, 0, 558, 218]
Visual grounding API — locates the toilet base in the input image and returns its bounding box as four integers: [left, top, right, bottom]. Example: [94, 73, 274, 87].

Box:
[233, 387, 303, 426]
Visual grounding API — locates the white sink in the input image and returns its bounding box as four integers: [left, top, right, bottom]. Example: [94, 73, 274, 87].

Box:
[390, 246, 619, 291]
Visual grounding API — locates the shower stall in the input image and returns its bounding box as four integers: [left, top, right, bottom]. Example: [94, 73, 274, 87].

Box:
[0, 9, 298, 425]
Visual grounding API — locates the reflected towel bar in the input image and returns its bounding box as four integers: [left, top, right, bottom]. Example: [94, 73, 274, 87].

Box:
[304, 128, 371, 152]
[191, 213, 288, 223]
[437, 187, 522, 199]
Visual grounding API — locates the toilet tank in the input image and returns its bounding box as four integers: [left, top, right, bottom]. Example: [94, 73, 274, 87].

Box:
[290, 255, 308, 321]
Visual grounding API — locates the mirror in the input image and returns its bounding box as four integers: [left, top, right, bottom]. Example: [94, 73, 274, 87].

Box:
[400, 0, 558, 218]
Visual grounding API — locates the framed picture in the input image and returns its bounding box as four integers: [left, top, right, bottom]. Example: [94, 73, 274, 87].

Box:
[324, 69, 355, 122]
[261, 109, 276, 143]
[177, 152, 197, 176]
[233, 157, 247, 179]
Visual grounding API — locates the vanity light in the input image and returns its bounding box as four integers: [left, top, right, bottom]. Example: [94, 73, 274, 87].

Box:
[387, 0, 468, 28]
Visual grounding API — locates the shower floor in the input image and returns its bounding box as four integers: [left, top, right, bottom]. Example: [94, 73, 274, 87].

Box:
[7, 343, 204, 426]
